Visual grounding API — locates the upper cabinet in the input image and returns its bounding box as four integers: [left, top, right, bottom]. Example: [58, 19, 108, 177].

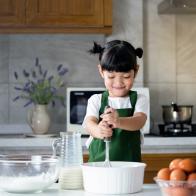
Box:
[0, 0, 25, 26]
[0, 0, 112, 34]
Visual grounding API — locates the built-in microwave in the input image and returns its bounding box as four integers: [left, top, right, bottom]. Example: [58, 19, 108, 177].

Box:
[66, 87, 150, 136]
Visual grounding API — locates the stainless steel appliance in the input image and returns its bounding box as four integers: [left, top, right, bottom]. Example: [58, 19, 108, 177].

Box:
[158, 103, 195, 137]
[158, 123, 196, 137]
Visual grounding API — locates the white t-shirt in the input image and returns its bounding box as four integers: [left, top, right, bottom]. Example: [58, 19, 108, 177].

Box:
[83, 92, 149, 147]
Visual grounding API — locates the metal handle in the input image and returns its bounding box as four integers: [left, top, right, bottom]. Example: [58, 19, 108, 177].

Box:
[104, 137, 111, 142]
[171, 102, 179, 112]
[52, 138, 61, 157]
[103, 105, 112, 141]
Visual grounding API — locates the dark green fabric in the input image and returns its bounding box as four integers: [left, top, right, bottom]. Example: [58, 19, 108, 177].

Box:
[88, 90, 141, 162]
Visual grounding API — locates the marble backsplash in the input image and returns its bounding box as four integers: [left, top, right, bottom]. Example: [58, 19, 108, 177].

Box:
[0, 34, 106, 131]
[144, 0, 196, 125]
[0, 0, 196, 133]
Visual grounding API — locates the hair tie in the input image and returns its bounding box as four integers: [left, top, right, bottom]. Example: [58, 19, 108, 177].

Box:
[135, 48, 143, 58]
[89, 42, 104, 54]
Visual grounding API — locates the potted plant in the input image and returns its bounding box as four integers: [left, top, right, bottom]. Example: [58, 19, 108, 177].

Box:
[13, 57, 68, 134]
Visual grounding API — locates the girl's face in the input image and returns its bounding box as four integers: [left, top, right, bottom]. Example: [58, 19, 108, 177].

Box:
[98, 65, 138, 97]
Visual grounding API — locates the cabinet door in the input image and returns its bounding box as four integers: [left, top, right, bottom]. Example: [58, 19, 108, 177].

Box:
[142, 153, 196, 183]
[26, 0, 104, 27]
[0, 0, 25, 26]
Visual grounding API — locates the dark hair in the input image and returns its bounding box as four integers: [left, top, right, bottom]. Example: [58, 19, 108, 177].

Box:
[89, 40, 143, 72]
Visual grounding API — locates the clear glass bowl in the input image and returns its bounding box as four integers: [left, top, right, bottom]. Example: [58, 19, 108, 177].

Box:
[0, 154, 60, 193]
[154, 177, 196, 196]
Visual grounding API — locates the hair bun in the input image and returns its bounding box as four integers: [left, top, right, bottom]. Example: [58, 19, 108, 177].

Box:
[135, 48, 143, 58]
[89, 42, 104, 54]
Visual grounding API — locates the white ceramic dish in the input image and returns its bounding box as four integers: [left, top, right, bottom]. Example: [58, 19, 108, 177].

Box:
[82, 161, 146, 194]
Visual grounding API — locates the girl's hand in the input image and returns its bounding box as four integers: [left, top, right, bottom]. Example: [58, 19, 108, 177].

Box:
[96, 120, 113, 139]
[100, 108, 120, 129]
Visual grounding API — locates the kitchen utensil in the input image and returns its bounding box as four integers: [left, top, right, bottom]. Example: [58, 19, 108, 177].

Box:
[162, 103, 193, 124]
[154, 177, 196, 196]
[103, 106, 112, 167]
[52, 132, 83, 189]
[0, 154, 59, 193]
[52, 131, 83, 167]
[104, 137, 112, 167]
[82, 161, 146, 194]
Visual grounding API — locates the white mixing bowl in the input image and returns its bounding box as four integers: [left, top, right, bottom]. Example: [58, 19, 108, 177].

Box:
[82, 161, 146, 194]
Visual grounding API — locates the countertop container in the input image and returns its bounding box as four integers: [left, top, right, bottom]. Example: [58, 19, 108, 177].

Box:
[82, 161, 146, 194]
[154, 177, 196, 196]
[0, 154, 59, 193]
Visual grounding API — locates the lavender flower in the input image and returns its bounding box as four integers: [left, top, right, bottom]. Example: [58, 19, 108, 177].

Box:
[32, 70, 36, 78]
[35, 57, 39, 67]
[13, 96, 20, 102]
[48, 75, 54, 81]
[52, 100, 55, 107]
[24, 100, 33, 107]
[14, 86, 23, 91]
[13, 58, 68, 107]
[14, 72, 18, 80]
[57, 64, 63, 71]
[43, 70, 47, 78]
[23, 70, 30, 78]
[38, 65, 43, 75]
[58, 68, 68, 76]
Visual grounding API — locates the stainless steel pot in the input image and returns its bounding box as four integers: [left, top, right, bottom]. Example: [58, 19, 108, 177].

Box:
[162, 103, 193, 124]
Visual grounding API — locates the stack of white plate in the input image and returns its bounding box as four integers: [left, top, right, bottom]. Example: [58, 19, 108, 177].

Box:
[59, 166, 83, 190]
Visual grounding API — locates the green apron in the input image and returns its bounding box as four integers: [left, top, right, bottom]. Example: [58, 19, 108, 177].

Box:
[88, 90, 141, 162]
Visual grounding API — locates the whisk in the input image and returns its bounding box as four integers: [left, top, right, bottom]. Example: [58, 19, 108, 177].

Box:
[104, 137, 111, 167]
[103, 106, 112, 167]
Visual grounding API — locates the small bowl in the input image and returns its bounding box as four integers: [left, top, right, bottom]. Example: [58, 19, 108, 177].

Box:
[82, 161, 146, 194]
[154, 177, 196, 196]
[0, 154, 60, 193]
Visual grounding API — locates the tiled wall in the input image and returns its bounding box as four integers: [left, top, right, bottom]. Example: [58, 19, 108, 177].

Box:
[144, 0, 196, 128]
[0, 0, 196, 132]
[0, 35, 106, 130]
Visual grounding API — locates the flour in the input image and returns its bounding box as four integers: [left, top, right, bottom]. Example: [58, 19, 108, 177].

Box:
[0, 174, 55, 193]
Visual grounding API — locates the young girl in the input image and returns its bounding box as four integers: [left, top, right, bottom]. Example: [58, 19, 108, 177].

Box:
[83, 40, 148, 162]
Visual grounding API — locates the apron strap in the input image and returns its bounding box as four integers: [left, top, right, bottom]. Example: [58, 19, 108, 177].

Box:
[129, 91, 137, 112]
[100, 91, 109, 114]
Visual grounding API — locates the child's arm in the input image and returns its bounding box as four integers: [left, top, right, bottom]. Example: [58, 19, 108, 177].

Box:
[101, 107, 147, 131]
[84, 116, 113, 139]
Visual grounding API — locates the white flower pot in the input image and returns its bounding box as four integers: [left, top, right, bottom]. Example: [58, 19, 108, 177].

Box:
[28, 104, 50, 134]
